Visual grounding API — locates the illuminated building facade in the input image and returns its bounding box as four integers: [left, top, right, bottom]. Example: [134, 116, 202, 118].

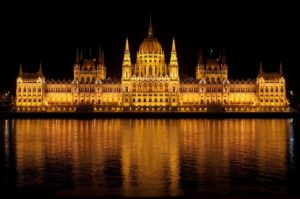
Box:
[15, 20, 289, 112]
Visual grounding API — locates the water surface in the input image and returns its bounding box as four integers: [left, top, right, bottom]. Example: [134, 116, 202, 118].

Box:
[0, 119, 299, 197]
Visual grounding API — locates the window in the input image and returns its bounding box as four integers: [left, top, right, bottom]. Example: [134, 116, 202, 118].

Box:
[133, 99, 135, 102]
[172, 99, 175, 102]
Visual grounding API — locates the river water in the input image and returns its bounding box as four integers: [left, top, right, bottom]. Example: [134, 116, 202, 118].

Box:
[0, 119, 299, 198]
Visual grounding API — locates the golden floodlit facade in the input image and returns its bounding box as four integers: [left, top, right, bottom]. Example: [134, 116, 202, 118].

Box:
[15, 20, 289, 112]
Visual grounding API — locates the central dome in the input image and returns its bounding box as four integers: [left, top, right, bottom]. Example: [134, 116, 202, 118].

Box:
[138, 38, 163, 54]
[138, 17, 163, 54]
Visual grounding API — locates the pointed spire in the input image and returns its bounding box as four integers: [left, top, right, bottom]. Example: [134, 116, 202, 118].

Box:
[280, 62, 283, 74]
[125, 37, 130, 52]
[80, 50, 83, 61]
[259, 62, 263, 74]
[101, 51, 105, 66]
[221, 46, 226, 64]
[75, 46, 80, 64]
[19, 62, 23, 76]
[170, 37, 178, 67]
[123, 37, 131, 67]
[89, 48, 92, 57]
[198, 47, 204, 65]
[98, 46, 102, 65]
[148, 15, 153, 38]
[171, 36, 176, 52]
[39, 62, 43, 75]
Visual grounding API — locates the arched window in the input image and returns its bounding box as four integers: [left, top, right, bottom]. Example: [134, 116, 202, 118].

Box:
[125, 86, 128, 92]
[81, 77, 84, 83]
[133, 83, 136, 91]
[275, 87, 279, 92]
[265, 87, 268, 92]
[217, 77, 220, 83]
[92, 77, 96, 83]
[23, 87, 26, 92]
[86, 77, 90, 83]
[206, 77, 210, 83]
[270, 87, 274, 92]
[280, 86, 284, 92]
[33, 87, 36, 92]
[172, 86, 176, 92]
[165, 83, 168, 92]
[211, 77, 215, 83]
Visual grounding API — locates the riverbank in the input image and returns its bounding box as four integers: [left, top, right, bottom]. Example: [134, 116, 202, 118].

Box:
[0, 111, 299, 119]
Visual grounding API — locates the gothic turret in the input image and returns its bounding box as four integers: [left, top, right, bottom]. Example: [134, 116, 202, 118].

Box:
[196, 48, 205, 80]
[122, 37, 132, 80]
[220, 46, 228, 80]
[169, 37, 179, 80]
[97, 46, 106, 80]
[38, 62, 43, 76]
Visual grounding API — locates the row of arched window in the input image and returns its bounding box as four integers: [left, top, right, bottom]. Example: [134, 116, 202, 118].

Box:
[18, 87, 42, 93]
[260, 86, 284, 93]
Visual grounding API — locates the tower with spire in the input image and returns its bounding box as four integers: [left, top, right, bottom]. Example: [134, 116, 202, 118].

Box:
[169, 37, 179, 80]
[97, 46, 106, 81]
[18, 62, 23, 77]
[122, 37, 132, 80]
[220, 46, 228, 81]
[196, 48, 205, 80]
[74, 47, 80, 81]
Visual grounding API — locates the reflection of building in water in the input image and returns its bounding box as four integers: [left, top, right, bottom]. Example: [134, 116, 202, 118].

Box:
[179, 119, 289, 190]
[15, 17, 289, 113]
[0, 120, 17, 189]
[11, 119, 290, 195]
[121, 120, 180, 196]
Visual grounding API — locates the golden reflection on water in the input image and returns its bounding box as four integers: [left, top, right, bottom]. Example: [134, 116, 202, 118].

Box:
[8, 119, 291, 196]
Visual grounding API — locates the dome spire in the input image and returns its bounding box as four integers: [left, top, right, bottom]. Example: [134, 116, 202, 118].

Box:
[148, 15, 153, 38]
[280, 62, 283, 74]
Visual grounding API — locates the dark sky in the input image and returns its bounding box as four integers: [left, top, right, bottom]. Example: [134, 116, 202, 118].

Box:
[1, 1, 299, 92]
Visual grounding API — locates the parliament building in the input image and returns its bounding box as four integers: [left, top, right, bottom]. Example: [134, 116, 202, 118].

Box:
[15, 19, 289, 112]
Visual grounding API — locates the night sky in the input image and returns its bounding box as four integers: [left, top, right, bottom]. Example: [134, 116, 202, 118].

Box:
[1, 1, 299, 92]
